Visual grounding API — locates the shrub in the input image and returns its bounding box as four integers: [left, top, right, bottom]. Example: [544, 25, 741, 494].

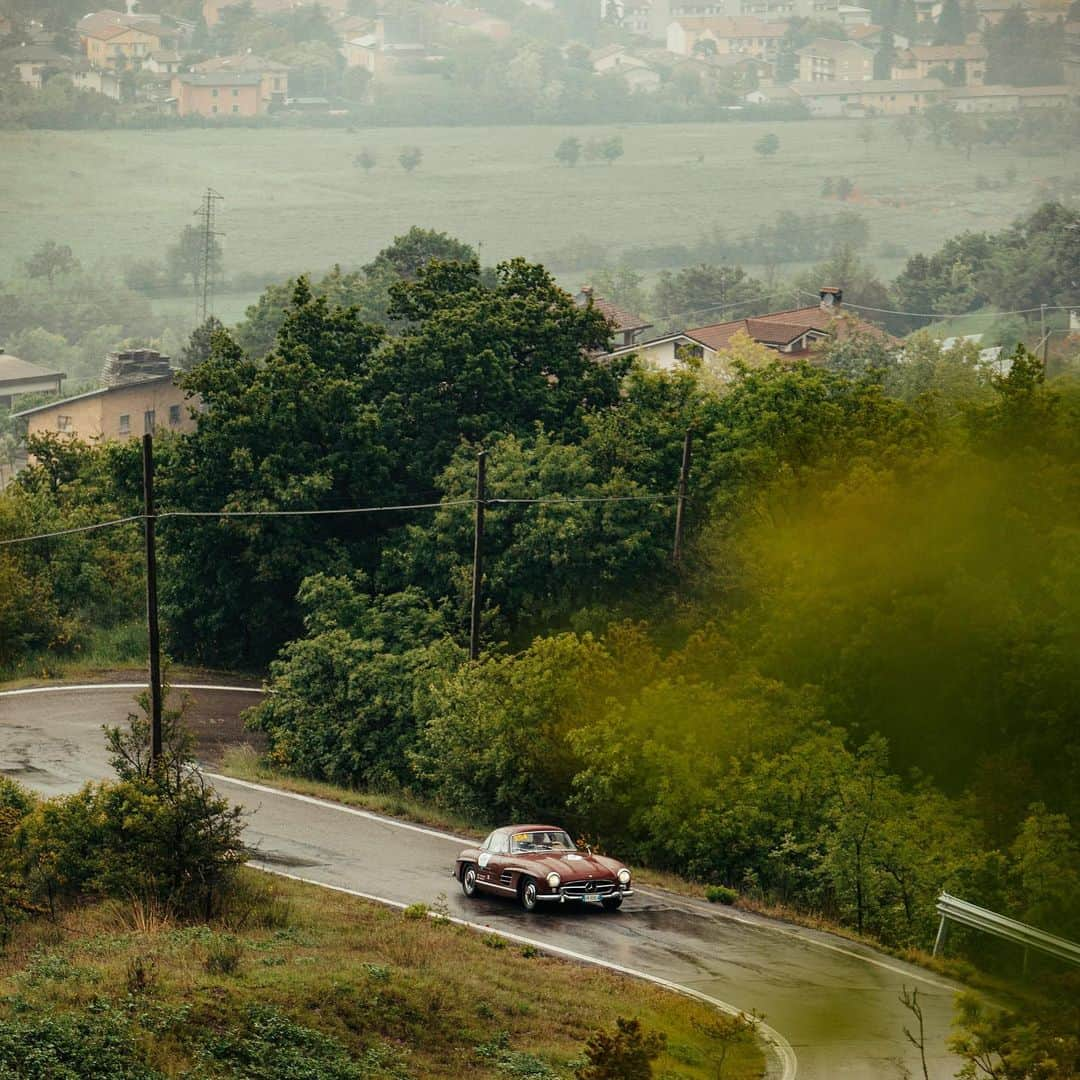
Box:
[16, 699, 245, 921]
[203, 937, 244, 977]
[576, 1017, 666, 1080]
[705, 885, 738, 905]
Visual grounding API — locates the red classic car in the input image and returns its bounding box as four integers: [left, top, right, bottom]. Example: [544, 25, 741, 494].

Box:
[454, 825, 633, 912]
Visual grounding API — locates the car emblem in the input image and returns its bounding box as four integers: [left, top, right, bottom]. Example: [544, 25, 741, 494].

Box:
[586, 881, 595, 892]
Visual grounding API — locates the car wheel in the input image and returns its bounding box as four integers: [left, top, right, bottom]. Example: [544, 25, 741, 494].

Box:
[519, 877, 539, 912]
[461, 863, 478, 898]
[601, 895, 623, 911]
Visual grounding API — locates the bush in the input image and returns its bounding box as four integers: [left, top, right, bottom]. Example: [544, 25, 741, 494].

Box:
[203, 937, 244, 976]
[16, 700, 245, 921]
[705, 885, 738, 905]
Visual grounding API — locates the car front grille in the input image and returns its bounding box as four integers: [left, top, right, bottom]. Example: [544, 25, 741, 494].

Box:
[560, 878, 617, 899]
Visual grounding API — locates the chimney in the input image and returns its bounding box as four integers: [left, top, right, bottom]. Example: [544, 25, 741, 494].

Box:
[819, 286, 842, 309]
[576, 285, 594, 308]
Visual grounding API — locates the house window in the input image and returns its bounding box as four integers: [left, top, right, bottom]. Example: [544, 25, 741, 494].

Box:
[119, 414, 130, 435]
[232, 104, 239, 113]
[57, 415, 72, 432]
[169, 405, 181, 426]
[232, 88, 239, 97]
[211, 88, 219, 98]
[144, 410, 155, 433]
[211, 105, 218, 114]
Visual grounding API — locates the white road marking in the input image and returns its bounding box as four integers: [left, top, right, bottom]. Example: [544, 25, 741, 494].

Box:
[207, 773, 467, 844]
[214, 773, 960, 995]
[633, 888, 960, 993]
[250, 863, 799, 1080]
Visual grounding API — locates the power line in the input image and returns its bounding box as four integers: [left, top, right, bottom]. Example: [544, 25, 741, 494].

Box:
[795, 290, 1072, 321]
[0, 515, 143, 547]
[0, 493, 679, 548]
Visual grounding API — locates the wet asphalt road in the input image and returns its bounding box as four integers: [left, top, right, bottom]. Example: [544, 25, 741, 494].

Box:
[0, 683, 966, 1080]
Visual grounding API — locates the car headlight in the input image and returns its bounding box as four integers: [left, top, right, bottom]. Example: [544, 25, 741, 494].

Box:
[546, 872, 561, 889]
[617, 869, 631, 885]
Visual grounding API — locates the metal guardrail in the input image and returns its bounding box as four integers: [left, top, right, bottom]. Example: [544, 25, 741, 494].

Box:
[933, 893, 1080, 970]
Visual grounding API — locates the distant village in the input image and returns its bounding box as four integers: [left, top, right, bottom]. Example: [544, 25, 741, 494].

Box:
[0, 0, 1077, 119]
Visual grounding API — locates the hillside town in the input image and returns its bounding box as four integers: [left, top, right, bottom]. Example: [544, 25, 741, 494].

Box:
[0, 0, 1077, 120]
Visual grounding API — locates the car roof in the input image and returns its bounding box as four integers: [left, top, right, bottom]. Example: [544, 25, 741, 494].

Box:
[495, 824, 565, 834]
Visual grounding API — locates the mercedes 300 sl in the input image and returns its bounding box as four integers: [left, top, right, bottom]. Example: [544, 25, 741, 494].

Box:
[454, 824, 633, 912]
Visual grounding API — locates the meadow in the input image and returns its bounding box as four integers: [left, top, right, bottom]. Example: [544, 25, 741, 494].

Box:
[0, 118, 1057, 296]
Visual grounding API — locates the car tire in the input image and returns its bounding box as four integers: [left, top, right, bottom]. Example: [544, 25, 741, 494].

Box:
[461, 863, 478, 898]
[519, 877, 539, 912]
[602, 895, 623, 911]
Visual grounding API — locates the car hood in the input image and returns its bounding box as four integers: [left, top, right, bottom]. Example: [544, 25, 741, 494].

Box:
[513, 852, 624, 881]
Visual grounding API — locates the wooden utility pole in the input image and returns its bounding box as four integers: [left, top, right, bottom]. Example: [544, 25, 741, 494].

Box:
[672, 429, 692, 564]
[469, 448, 487, 662]
[142, 433, 163, 763]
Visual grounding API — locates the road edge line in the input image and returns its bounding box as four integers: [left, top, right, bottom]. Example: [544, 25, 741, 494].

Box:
[247, 862, 799, 1080]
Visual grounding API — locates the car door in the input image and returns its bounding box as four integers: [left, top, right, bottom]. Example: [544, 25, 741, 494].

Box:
[477, 831, 510, 894]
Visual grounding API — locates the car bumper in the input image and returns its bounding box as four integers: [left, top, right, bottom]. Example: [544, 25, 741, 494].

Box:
[536, 889, 634, 903]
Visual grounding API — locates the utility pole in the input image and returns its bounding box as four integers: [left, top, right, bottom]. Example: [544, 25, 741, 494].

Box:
[142, 433, 163, 764]
[194, 188, 224, 324]
[672, 429, 692, 565]
[469, 448, 487, 662]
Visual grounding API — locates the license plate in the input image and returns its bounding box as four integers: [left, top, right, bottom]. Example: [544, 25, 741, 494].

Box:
[583, 893, 601, 903]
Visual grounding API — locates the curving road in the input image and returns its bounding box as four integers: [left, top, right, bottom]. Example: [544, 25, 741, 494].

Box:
[0, 683, 965, 1080]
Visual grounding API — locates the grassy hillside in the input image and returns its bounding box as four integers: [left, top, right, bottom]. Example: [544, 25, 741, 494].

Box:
[0, 869, 764, 1078]
[1, 120, 1061, 288]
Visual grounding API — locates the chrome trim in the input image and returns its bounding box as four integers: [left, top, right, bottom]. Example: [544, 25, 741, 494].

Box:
[481, 881, 517, 893]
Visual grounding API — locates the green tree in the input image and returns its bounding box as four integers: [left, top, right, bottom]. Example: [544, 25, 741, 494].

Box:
[166, 223, 222, 292]
[23, 240, 80, 286]
[576, 1018, 666, 1080]
[834, 176, 854, 201]
[600, 134, 624, 165]
[874, 27, 897, 78]
[353, 147, 376, 172]
[856, 119, 874, 158]
[398, 145, 423, 172]
[178, 316, 224, 372]
[933, 0, 965, 44]
[754, 132, 780, 159]
[652, 264, 765, 323]
[554, 135, 581, 166]
[894, 112, 918, 151]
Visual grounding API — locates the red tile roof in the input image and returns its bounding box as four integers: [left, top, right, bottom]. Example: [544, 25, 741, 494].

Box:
[576, 288, 653, 334]
[687, 303, 888, 351]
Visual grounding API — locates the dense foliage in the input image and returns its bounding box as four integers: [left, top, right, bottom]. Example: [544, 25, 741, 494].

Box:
[4, 219, 1080, 984]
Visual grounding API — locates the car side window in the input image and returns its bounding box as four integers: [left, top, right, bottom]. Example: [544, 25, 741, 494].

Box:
[481, 832, 495, 852]
[491, 833, 509, 854]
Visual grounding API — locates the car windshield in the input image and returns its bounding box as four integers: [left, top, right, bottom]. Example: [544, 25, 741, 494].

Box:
[509, 830, 576, 854]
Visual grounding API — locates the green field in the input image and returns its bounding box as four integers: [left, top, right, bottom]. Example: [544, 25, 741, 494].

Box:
[0, 120, 1061, 290]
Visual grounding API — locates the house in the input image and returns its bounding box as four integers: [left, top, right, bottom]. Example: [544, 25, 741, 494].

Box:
[0, 43, 72, 88]
[667, 16, 787, 59]
[973, 0, 1030, 25]
[596, 331, 713, 371]
[575, 287, 654, 349]
[892, 44, 988, 85]
[789, 76, 946, 114]
[202, 0, 346, 26]
[77, 11, 177, 71]
[0, 352, 64, 410]
[837, 4, 873, 25]
[913, 0, 944, 20]
[946, 83, 1074, 109]
[171, 72, 265, 117]
[191, 53, 289, 106]
[846, 24, 910, 48]
[685, 288, 891, 361]
[13, 351, 198, 444]
[590, 44, 663, 90]
[68, 60, 123, 98]
[342, 17, 427, 76]
[796, 37, 874, 81]
[429, 5, 512, 41]
[143, 49, 182, 75]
